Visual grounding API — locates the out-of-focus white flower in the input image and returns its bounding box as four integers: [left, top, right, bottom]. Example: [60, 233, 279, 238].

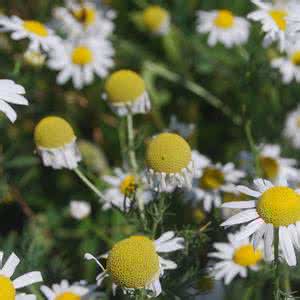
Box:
[284, 105, 300, 149]
[286, 1, 300, 45]
[23, 50, 46, 67]
[168, 115, 195, 138]
[70, 200, 91, 220]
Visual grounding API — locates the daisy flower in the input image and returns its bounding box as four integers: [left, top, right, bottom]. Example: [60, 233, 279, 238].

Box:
[48, 38, 114, 90]
[102, 168, 152, 211]
[70, 200, 91, 220]
[196, 9, 250, 48]
[209, 230, 263, 285]
[142, 5, 170, 35]
[257, 144, 299, 184]
[0, 251, 43, 299]
[85, 231, 184, 297]
[0, 16, 59, 51]
[103, 70, 151, 116]
[248, 0, 288, 51]
[188, 151, 245, 212]
[283, 105, 300, 149]
[221, 178, 300, 266]
[271, 42, 300, 83]
[145, 133, 196, 191]
[34, 116, 81, 170]
[0, 79, 28, 123]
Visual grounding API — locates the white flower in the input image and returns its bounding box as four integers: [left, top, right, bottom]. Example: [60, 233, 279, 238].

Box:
[168, 115, 195, 138]
[196, 9, 250, 48]
[85, 231, 184, 298]
[40, 280, 92, 299]
[248, 0, 288, 51]
[48, 37, 114, 90]
[188, 151, 245, 212]
[209, 229, 263, 285]
[284, 105, 300, 149]
[70, 200, 91, 220]
[0, 79, 28, 123]
[0, 16, 59, 51]
[0, 252, 43, 300]
[221, 178, 300, 266]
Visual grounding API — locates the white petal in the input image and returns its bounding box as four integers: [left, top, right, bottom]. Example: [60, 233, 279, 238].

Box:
[279, 227, 296, 266]
[0, 252, 20, 277]
[221, 209, 259, 226]
[236, 185, 261, 198]
[13, 272, 43, 289]
[222, 200, 256, 209]
[234, 218, 265, 241]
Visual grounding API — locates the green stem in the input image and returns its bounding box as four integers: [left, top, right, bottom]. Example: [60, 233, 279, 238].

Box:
[283, 265, 291, 298]
[74, 168, 105, 201]
[274, 227, 280, 300]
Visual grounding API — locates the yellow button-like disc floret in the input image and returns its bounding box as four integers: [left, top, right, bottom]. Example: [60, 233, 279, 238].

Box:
[120, 175, 136, 196]
[105, 70, 146, 104]
[146, 133, 192, 173]
[107, 236, 159, 288]
[73, 7, 96, 26]
[259, 156, 279, 180]
[233, 245, 262, 267]
[23, 20, 48, 37]
[214, 10, 235, 29]
[72, 46, 93, 65]
[0, 275, 16, 300]
[292, 51, 300, 65]
[200, 167, 224, 190]
[269, 9, 287, 31]
[34, 116, 76, 148]
[56, 292, 81, 300]
[143, 6, 169, 32]
[257, 186, 300, 227]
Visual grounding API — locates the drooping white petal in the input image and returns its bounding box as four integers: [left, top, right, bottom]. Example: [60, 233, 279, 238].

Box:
[279, 226, 297, 266]
[13, 271, 43, 289]
[221, 209, 259, 226]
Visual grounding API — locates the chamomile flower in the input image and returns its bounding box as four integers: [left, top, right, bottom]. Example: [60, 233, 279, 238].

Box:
[85, 231, 184, 297]
[40, 280, 94, 300]
[145, 133, 195, 191]
[0, 251, 43, 300]
[48, 38, 114, 90]
[70, 200, 91, 220]
[221, 178, 300, 266]
[188, 151, 245, 212]
[258, 144, 299, 184]
[103, 70, 151, 116]
[34, 116, 81, 170]
[0, 79, 28, 123]
[142, 6, 170, 35]
[209, 230, 263, 285]
[248, 0, 288, 51]
[196, 9, 250, 48]
[284, 105, 300, 148]
[0, 16, 59, 51]
[102, 168, 152, 211]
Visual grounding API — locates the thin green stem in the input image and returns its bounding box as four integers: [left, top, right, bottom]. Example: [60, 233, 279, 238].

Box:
[283, 265, 292, 298]
[274, 227, 280, 300]
[74, 168, 105, 201]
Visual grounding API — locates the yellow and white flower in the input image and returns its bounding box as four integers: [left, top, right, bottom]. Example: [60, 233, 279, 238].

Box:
[0, 79, 28, 123]
[145, 133, 195, 191]
[283, 105, 300, 149]
[85, 232, 184, 297]
[48, 38, 114, 90]
[103, 70, 151, 116]
[34, 116, 81, 170]
[40, 280, 93, 300]
[248, 0, 288, 51]
[0, 251, 43, 300]
[209, 230, 263, 285]
[196, 9, 250, 48]
[221, 178, 300, 266]
[70, 200, 91, 220]
[258, 144, 299, 184]
[0, 16, 59, 51]
[188, 151, 245, 212]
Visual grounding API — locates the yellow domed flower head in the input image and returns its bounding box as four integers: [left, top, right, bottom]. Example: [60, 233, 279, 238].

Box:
[145, 133, 194, 191]
[142, 6, 170, 35]
[34, 116, 81, 170]
[104, 70, 151, 116]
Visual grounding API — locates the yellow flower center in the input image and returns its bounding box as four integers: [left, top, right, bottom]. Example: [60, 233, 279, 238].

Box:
[200, 167, 224, 190]
[257, 186, 300, 227]
[73, 7, 96, 26]
[259, 156, 279, 180]
[142, 5, 169, 32]
[72, 46, 93, 65]
[146, 133, 192, 173]
[34, 116, 76, 148]
[291, 51, 300, 65]
[120, 175, 136, 196]
[214, 10, 235, 29]
[55, 292, 81, 300]
[0, 275, 16, 300]
[233, 245, 262, 267]
[107, 236, 159, 288]
[269, 9, 287, 31]
[193, 208, 206, 223]
[105, 70, 146, 104]
[23, 20, 48, 37]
